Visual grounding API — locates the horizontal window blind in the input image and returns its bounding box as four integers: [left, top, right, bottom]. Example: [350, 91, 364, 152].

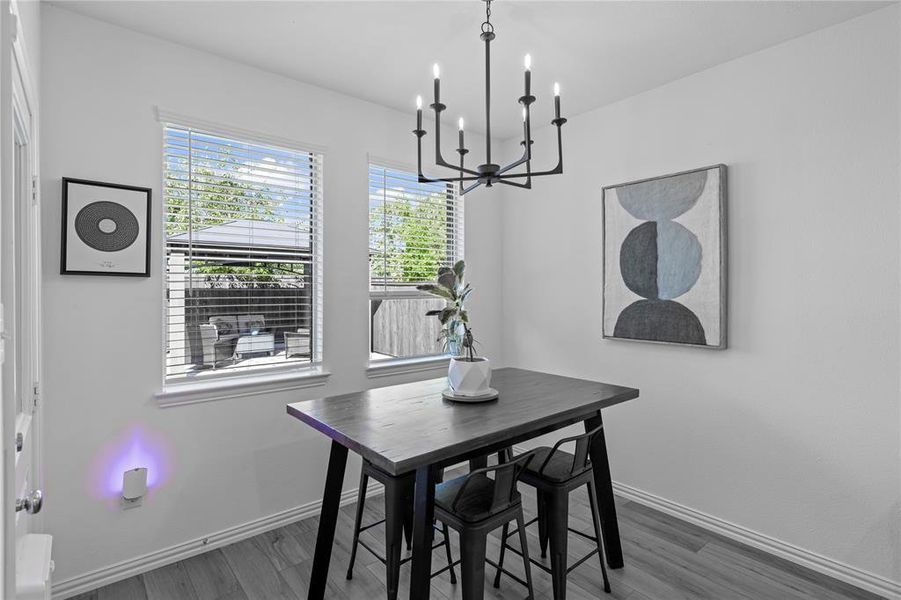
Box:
[368, 164, 463, 361]
[164, 124, 323, 380]
[368, 164, 463, 297]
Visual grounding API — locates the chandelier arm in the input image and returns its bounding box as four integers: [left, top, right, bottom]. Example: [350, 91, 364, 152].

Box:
[517, 140, 534, 187]
[435, 152, 480, 177]
[458, 151, 468, 185]
[497, 178, 532, 190]
[520, 127, 534, 185]
[415, 131, 432, 182]
[495, 121, 535, 176]
[418, 172, 484, 184]
[418, 170, 484, 184]
[495, 96, 533, 177]
[495, 121, 564, 180]
[495, 163, 561, 179]
[497, 156, 533, 186]
[496, 146, 531, 177]
[524, 103, 532, 161]
[421, 150, 482, 182]
[432, 112, 480, 177]
[495, 155, 527, 177]
[461, 179, 486, 195]
[416, 126, 481, 182]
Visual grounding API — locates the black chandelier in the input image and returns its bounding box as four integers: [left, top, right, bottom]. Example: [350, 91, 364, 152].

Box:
[413, 0, 567, 194]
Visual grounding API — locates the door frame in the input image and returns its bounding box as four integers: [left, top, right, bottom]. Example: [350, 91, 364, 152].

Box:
[1, 1, 41, 597]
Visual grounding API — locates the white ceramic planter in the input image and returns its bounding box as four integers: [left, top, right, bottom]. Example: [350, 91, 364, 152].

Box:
[448, 357, 492, 396]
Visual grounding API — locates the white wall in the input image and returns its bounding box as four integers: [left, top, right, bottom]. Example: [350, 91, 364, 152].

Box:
[500, 5, 900, 587]
[39, 5, 504, 586]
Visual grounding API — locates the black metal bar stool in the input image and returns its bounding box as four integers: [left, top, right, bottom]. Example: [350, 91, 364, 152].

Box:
[493, 425, 611, 599]
[346, 459, 457, 600]
[434, 452, 537, 600]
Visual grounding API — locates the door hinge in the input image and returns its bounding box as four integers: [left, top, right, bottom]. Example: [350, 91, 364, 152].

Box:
[0, 303, 5, 365]
[32, 175, 38, 204]
[32, 382, 40, 409]
[8, 14, 18, 44]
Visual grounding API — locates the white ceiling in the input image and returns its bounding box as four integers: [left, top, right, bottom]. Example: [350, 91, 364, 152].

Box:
[53, 0, 890, 139]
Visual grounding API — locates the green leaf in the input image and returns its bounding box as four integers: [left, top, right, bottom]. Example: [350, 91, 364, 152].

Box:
[453, 260, 465, 279]
[439, 307, 458, 324]
[437, 271, 456, 292]
[416, 284, 453, 300]
[425, 309, 443, 316]
[438, 266, 453, 276]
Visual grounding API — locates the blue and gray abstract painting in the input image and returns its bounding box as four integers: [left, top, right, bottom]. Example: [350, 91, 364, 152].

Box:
[605, 167, 722, 346]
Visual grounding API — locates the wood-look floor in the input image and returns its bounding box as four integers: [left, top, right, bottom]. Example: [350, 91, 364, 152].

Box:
[70, 483, 883, 600]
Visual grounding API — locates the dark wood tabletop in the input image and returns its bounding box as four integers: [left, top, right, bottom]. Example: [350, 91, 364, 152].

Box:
[286, 367, 638, 475]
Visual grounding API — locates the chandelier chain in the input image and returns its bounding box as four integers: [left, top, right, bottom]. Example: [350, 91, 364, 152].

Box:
[481, 0, 494, 34]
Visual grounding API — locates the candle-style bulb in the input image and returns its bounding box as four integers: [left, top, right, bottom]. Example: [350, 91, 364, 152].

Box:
[433, 63, 440, 79]
[458, 117, 464, 131]
[553, 83, 562, 120]
[416, 95, 422, 109]
[522, 107, 527, 122]
[524, 54, 532, 71]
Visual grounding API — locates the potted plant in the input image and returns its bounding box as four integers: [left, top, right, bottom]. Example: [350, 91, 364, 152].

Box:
[418, 260, 492, 396]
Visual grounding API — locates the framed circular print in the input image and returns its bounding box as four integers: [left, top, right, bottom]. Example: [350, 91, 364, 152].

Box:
[61, 178, 152, 277]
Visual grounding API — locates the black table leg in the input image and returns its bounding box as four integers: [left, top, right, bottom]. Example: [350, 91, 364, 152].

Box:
[308, 441, 349, 599]
[585, 412, 624, 569]
[469, 456, 488, 470]
[384, 477, 406, 600]
[409, 464, 437, 600]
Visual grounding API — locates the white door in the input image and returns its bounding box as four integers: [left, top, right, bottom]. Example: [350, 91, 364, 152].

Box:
[2, 4, 43, 598]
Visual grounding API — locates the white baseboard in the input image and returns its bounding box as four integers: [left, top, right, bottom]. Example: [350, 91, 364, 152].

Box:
[508, 445, 898, 600]
[51, 462, 900, 600]
[50, 480, 383, 600]
[612, 481, 900, 600]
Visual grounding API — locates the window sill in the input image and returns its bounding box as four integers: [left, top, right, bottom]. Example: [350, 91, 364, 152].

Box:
[156, 366, 331, 407]
[366, 355, 450, 379]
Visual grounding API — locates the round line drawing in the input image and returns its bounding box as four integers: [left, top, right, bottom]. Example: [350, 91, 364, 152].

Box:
[74, 201, 139, 252]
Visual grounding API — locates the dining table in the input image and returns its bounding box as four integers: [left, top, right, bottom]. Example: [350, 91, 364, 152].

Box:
[286, 367, 639, 600]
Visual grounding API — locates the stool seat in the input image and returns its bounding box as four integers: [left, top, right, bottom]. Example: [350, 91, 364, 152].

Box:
[436, 473, 521, 522]
[433, 453, 537, 600]
[523, 446, 591, 483]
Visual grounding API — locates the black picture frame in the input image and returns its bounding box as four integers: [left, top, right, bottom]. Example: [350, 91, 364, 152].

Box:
[60, 177, 152, 277]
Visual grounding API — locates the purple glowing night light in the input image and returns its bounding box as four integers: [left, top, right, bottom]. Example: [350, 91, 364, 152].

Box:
[89, 425, 173, 500]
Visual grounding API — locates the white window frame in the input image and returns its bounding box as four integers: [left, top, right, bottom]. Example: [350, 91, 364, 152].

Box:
[155, 110, 328, 404]
[367, 157, 464, 373]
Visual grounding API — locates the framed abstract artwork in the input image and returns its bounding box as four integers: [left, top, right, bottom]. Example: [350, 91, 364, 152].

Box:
[61, 178, 152, 277]
[602, 164, 727, 348]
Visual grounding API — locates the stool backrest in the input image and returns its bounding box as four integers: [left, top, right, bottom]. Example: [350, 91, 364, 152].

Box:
[536, 423, 604, 479]
[450, 452, 535, 514]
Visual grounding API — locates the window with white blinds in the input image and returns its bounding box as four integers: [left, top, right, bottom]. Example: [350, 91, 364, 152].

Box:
[368, 163, 463, 360]
[163, 123, 323, 381]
